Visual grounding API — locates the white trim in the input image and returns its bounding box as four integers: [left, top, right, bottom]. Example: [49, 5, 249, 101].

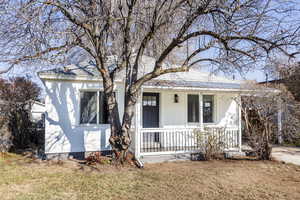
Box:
[238, 95, 242, 152]
[142, 85, 255, 92]
[199, 93, 204, 130]
[277, 98, 283, 144]
[39, 73, 123, 83]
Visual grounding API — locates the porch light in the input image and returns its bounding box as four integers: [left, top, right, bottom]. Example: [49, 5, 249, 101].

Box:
[174, 94, 179, 103]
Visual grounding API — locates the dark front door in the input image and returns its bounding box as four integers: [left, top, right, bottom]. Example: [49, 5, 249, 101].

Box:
[142, 93, 159, 128]
[142, 92, 160, 146]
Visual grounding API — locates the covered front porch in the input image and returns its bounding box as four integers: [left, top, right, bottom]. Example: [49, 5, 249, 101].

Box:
[133, 84, 243, 158]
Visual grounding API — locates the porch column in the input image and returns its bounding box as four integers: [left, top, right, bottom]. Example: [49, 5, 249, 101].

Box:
[134, 88, 143, 159]
[199, 94, 204, 130]
[277, 98, 283, 144]
[238, 95, 242, 152]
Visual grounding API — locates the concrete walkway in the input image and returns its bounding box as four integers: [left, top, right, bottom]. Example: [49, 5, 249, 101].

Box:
[272, 146, 300, 166]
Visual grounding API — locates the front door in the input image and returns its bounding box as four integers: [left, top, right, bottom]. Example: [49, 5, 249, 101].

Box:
[142, 93, 159, 143]
[142, 93, 159, 128]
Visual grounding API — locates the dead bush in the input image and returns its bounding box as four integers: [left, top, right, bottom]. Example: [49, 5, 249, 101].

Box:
[194, 128, 226, 161]
[86, 152, 111, 165]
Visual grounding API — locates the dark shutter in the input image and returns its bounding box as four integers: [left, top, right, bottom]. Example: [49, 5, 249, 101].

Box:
[188, 94, 199, 123]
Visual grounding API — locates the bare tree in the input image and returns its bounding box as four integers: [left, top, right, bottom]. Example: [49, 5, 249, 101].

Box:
[0, 0, 300, 162]
[265, 61, 300, 145]
[240, 87, 279, 160]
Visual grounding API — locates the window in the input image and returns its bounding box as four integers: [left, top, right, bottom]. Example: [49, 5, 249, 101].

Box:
[203, 95, 214, 123]
[143, 95, 157, 106]
[188, 94, 199, 123]
[80, 91, 109, 124]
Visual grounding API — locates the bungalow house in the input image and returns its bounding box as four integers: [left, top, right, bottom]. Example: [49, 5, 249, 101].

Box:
[38, 56, 250, 161]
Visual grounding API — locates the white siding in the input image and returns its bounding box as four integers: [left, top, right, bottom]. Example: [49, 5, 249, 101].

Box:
[44, 80, 125, 154]
[160, 91, 187, 127]
[215, 94, 239, 127]
[151, 90, 239, 129]
[44, 79, 240, 154]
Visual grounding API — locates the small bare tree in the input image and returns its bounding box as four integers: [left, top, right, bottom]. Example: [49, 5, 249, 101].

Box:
[241, 93, 279, 160]
[238, 81, 300, 160]
[0, 0, 299, 162]
[265, 61, 300, 145]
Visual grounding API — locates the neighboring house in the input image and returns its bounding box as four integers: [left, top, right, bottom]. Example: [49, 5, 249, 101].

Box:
[30, 101, 45, 124]
[38, 56, 252, 160]
[259, 79, 300, 102]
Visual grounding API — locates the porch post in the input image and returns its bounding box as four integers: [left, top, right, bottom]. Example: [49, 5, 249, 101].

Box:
[199, 94, 204, 130]
[134, 88, 143, 159]
[277, 98, 283, 144]
[238, 95, 242, 152]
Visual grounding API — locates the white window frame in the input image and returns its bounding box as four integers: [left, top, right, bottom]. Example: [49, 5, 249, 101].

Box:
[78, 89, 117, 126]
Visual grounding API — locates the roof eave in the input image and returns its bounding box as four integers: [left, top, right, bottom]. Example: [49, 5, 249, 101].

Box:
[142, 85, 251, 92]
[38, 73, 123, 82]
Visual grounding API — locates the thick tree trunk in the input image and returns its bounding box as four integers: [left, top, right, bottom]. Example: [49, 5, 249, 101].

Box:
[96, 56, 140, 163]
[102, 75, 139, 163]
[107, 92, 138, 163]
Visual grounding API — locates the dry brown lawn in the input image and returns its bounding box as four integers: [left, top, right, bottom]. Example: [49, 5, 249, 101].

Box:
[1, 153, 300, 200]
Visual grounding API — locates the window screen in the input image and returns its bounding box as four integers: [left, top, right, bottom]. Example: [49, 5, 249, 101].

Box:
[203, 95, 214, 123]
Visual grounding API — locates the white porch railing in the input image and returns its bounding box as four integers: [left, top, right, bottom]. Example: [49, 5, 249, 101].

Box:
[140, 127, 240, 155]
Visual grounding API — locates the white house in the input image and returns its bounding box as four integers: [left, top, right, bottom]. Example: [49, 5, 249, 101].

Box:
[30, 101, 45, 124]
[38, 56, 250, 160]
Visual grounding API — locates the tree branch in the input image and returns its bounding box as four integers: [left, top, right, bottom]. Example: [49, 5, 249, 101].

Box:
[43, 1, 92, 31]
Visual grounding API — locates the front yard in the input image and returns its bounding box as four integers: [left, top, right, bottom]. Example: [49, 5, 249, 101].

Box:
[1, 153, 300, 200]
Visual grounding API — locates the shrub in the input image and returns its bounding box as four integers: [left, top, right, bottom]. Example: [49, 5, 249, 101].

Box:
[0, 77, 41, 152]
[194, 128, 226, 160]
